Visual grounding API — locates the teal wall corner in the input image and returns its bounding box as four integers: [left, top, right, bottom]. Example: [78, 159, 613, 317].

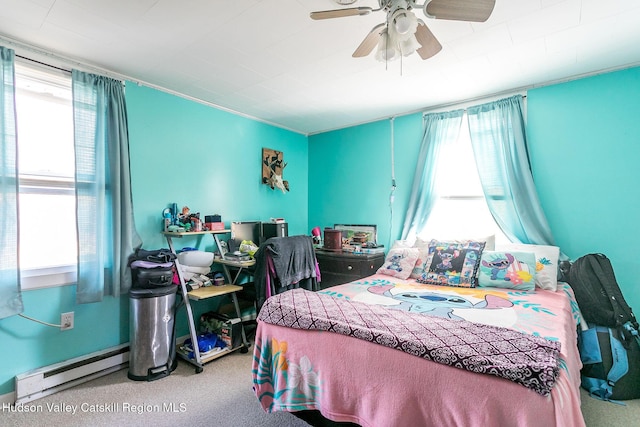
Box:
[308, 114, 423, 248]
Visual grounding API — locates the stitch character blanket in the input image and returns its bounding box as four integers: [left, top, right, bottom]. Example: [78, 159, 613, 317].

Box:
[252, 274, 586, 427]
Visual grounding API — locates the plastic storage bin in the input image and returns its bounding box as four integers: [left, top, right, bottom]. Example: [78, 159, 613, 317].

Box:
[128, 285, 178, 381]
[177, 250, 214, 267]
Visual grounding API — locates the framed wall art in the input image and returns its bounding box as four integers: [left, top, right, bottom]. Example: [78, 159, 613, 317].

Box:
[262, 148, 289, 192]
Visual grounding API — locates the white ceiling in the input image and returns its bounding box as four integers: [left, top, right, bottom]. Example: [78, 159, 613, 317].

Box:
[1, 0, 640, 135]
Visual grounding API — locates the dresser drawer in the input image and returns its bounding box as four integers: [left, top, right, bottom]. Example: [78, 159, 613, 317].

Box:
[315, 251, 385, 289]
[319, 258, 360, 274]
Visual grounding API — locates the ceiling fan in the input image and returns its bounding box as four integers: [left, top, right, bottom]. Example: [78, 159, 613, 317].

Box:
[310, 0, 496, 62]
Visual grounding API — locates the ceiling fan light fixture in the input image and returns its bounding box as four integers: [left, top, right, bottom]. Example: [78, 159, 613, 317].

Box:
[393, 10, 412, 34]
[311, 0, 497, 64]
[390, 9, 418, 40]
[375, 29, 400, 62]
[399, 34, 421, 56]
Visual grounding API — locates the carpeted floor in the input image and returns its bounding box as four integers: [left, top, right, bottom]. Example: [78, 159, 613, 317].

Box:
[3, 347, 639, 427]
[3, 349, 309, 427]
[579, 387, 640, 427]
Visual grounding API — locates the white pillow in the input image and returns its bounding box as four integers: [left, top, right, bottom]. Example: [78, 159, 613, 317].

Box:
[479, 235, 496, 251]
[391, 240, 413, 249]
[496, 243, 560, 291]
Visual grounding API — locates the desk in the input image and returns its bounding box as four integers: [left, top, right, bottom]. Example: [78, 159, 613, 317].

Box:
[162, 229, 228, 258]
[213, 258, 255, 285]
[162, 230, 250, 373]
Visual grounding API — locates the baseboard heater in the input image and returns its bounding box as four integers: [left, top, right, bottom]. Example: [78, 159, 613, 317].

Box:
[14, 343, 129, 405]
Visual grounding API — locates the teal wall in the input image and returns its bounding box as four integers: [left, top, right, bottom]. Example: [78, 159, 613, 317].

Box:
[526, 66, 640, 314]
[308, 115, 424, 249]
[2, 64, 639, 398]
[0, 287, 128, 396]
[127, 83, 309, 252]
[0, 83, 307, 396]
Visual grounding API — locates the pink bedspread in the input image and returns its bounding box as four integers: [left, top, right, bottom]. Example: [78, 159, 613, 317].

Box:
[252, 274, 585, 427]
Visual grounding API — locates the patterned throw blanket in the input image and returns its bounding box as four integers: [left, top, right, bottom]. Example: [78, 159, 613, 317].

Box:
[258, 288, 561, 396]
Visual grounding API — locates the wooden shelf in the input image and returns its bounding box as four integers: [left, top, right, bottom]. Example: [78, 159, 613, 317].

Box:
[187, 284, 243, 300]
[162, 230, 230, 237]
[213, 258, 256, 268]
[176, 343, 246, 365]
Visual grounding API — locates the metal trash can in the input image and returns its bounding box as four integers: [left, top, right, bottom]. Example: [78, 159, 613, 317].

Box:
[128, 285, 178, 381]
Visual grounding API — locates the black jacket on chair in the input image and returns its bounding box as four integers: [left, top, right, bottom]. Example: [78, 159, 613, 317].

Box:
[253, 235, 319, 313]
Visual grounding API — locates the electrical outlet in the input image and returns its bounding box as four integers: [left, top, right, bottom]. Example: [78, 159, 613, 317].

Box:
[61, 312, 74, 331]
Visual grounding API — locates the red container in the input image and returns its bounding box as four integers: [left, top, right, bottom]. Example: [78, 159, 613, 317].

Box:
[205, 222, 225, 231]
[323, 229, 342, 251]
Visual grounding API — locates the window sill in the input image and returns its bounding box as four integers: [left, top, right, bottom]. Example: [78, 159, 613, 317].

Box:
[21, 265, 76, 290]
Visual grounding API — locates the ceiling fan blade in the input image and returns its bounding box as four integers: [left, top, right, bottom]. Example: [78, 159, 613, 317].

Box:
[424, 0, 496, 22]
[415, 21, 442, 60]
[352, 23, 385, 58]
[310, 7, 373, 20]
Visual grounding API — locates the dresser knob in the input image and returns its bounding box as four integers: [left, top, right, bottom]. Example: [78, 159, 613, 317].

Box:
[347, 265, 353, 270]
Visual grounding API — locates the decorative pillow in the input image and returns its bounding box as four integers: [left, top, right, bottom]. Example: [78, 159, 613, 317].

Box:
[377, 247, 420, 280]
[417, 240, 486, 288]
[478, 251, 537, 291]
[497, 244, 560, 291]
[409, 235, 494, 280]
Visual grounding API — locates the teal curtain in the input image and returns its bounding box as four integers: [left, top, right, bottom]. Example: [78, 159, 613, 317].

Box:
[467, 95, 556, 246]
[72, 70, 142, 304]
[401, 110, 464, 239]
[0, 46, 24, 319]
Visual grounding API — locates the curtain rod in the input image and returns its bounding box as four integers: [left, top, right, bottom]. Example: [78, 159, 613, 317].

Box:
[1, 35, 302, 135]
[2, 35, 128, 82]
[15, 53, 124, 88]
[422, 94, 528, 117]
[16, 54, 71, 74]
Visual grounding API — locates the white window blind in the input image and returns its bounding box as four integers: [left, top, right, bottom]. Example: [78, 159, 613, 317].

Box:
[418, 114, 508, 244]
[15, 59, 77, 289]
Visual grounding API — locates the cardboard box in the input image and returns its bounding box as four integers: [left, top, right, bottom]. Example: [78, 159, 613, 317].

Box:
[220, 317, 242, 349]
[200, 312, 242, 349]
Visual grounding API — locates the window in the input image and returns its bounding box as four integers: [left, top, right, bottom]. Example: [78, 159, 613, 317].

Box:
[418, 114, 509, 245]
[15, 59, 77, 289]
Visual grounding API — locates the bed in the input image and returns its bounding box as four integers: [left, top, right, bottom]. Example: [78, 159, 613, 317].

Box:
[251, 243, 586, 427]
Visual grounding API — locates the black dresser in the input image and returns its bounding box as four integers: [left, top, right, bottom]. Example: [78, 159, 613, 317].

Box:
[315, 250, 385, 290]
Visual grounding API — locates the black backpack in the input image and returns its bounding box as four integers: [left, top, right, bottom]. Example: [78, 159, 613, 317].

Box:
[567, 253, 640, 401]
[569, 254, 637, 334]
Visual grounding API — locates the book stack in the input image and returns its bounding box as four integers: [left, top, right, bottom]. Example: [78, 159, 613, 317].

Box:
[342, 245, 385, 254]
[360, 246, 385, 254]
[224, 252, 251, 262]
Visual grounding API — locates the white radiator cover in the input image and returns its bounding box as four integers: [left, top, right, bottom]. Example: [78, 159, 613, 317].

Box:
[14, 343, 129, 405]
